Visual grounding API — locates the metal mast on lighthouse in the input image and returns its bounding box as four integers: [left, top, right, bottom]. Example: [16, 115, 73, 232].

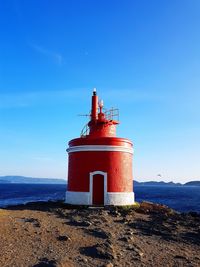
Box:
[81, 88, 119, 138]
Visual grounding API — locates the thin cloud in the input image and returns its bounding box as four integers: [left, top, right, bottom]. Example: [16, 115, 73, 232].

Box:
[0, 88, 167, 109]
[30, 43, 63, 65]
[0, 89, 88, 109]
[32, 156, 54, 162]
[2, 86, 193, 110]
[103, 89, 164, 102]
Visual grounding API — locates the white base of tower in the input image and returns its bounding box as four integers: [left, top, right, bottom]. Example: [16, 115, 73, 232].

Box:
[65, 191, 135, 206]
[107, 192, 135, 206]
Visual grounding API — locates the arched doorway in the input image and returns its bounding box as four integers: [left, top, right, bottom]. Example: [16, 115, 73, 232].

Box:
[89, 171, 107, 205]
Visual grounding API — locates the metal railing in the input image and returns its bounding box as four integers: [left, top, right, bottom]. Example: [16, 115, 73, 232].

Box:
[80, 108, 119, 137]
[80, 123, 89, 137]
[104, 108, 119, 121]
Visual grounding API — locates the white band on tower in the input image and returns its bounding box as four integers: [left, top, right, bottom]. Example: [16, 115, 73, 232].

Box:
[67, 145, 133, 154]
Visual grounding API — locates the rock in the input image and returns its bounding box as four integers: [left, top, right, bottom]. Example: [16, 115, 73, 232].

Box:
[126, 245, 144, 257]
[108, 209, 121, 217]
[22, 217, 41, 227]
[96, 242, 116, 260]
[57, 259, 75, 267]
[33, 258, 57, 267]
[71, 219, 92, 227]
[139, 201, 175, 215]
[82, 257, 88, 263]
[83, 220, 92, 226]
[104, 263, 114, 267]
[34, 222, 41, 228]
[126, 230, 135, 235]
[80, 242, 116, 260]
[57, 235, 71, 241]
[100, 210, 109, 216]
[138, 251, 144, 257]
[119, 235, 134, 242]
[174, 255, 188, 260]
[119, 236, 129, 242]
[91, 228, 113, 239]
[188, 212, 200, 218]
[129, 236, 134, 241]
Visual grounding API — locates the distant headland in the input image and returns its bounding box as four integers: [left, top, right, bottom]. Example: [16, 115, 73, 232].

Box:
[0, 176, 66, 184]
[0, 176, 199, 186]
[134, 180, 200, 187]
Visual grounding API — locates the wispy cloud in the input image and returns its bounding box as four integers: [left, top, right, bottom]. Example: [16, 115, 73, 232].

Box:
[0, 89, 89, 109]
[103, 89, 164, 102]
[4, 87, 195, 110]
[0, 88, 163, 109]
[32, 156, 54, 162]
[30, 43, 64, 65]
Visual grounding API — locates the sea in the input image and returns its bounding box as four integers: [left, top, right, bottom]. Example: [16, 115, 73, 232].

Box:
[0, 184, 200, 213]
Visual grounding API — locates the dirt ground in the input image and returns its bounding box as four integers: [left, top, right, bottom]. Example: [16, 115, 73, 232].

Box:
[0, 201, 199, 267]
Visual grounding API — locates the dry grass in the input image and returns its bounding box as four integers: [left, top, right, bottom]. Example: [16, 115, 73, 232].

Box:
[0, 209, 9, 216]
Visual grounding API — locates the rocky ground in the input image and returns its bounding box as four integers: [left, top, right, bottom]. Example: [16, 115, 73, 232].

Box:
[0, 201, 199, 267]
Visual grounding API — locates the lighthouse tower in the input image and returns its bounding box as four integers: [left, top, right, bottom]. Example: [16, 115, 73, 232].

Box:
[65, 89, 135, 206]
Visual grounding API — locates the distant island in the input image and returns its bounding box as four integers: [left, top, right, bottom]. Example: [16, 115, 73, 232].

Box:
[134, 180, 200, 186]
[0, 176, 66, 184]
[0, 176, 199, 186]
[184, 181, 200, 186]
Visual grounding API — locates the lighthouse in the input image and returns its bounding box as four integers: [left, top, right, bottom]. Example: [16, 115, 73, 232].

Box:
[65, 89, 135, 206]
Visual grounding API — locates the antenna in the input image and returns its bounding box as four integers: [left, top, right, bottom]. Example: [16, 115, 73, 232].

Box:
[77, 114, 90, 117]
[99, 99, 104, 108]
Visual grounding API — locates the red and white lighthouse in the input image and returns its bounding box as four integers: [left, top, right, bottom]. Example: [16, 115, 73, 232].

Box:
[65, 89, 134, 206]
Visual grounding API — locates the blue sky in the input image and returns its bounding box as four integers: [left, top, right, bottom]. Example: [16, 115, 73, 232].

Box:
[0, 0, 200, 182]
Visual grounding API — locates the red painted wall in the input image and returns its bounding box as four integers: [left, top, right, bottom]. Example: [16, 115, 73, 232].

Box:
[67, 149, 133, 193]
[69, 137, 132, 147]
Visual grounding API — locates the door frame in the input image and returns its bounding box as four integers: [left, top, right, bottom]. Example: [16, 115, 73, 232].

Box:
[89, 171, 107, 205]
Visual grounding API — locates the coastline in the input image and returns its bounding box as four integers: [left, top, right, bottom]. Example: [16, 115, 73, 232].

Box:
[1, 183, 200, 213]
